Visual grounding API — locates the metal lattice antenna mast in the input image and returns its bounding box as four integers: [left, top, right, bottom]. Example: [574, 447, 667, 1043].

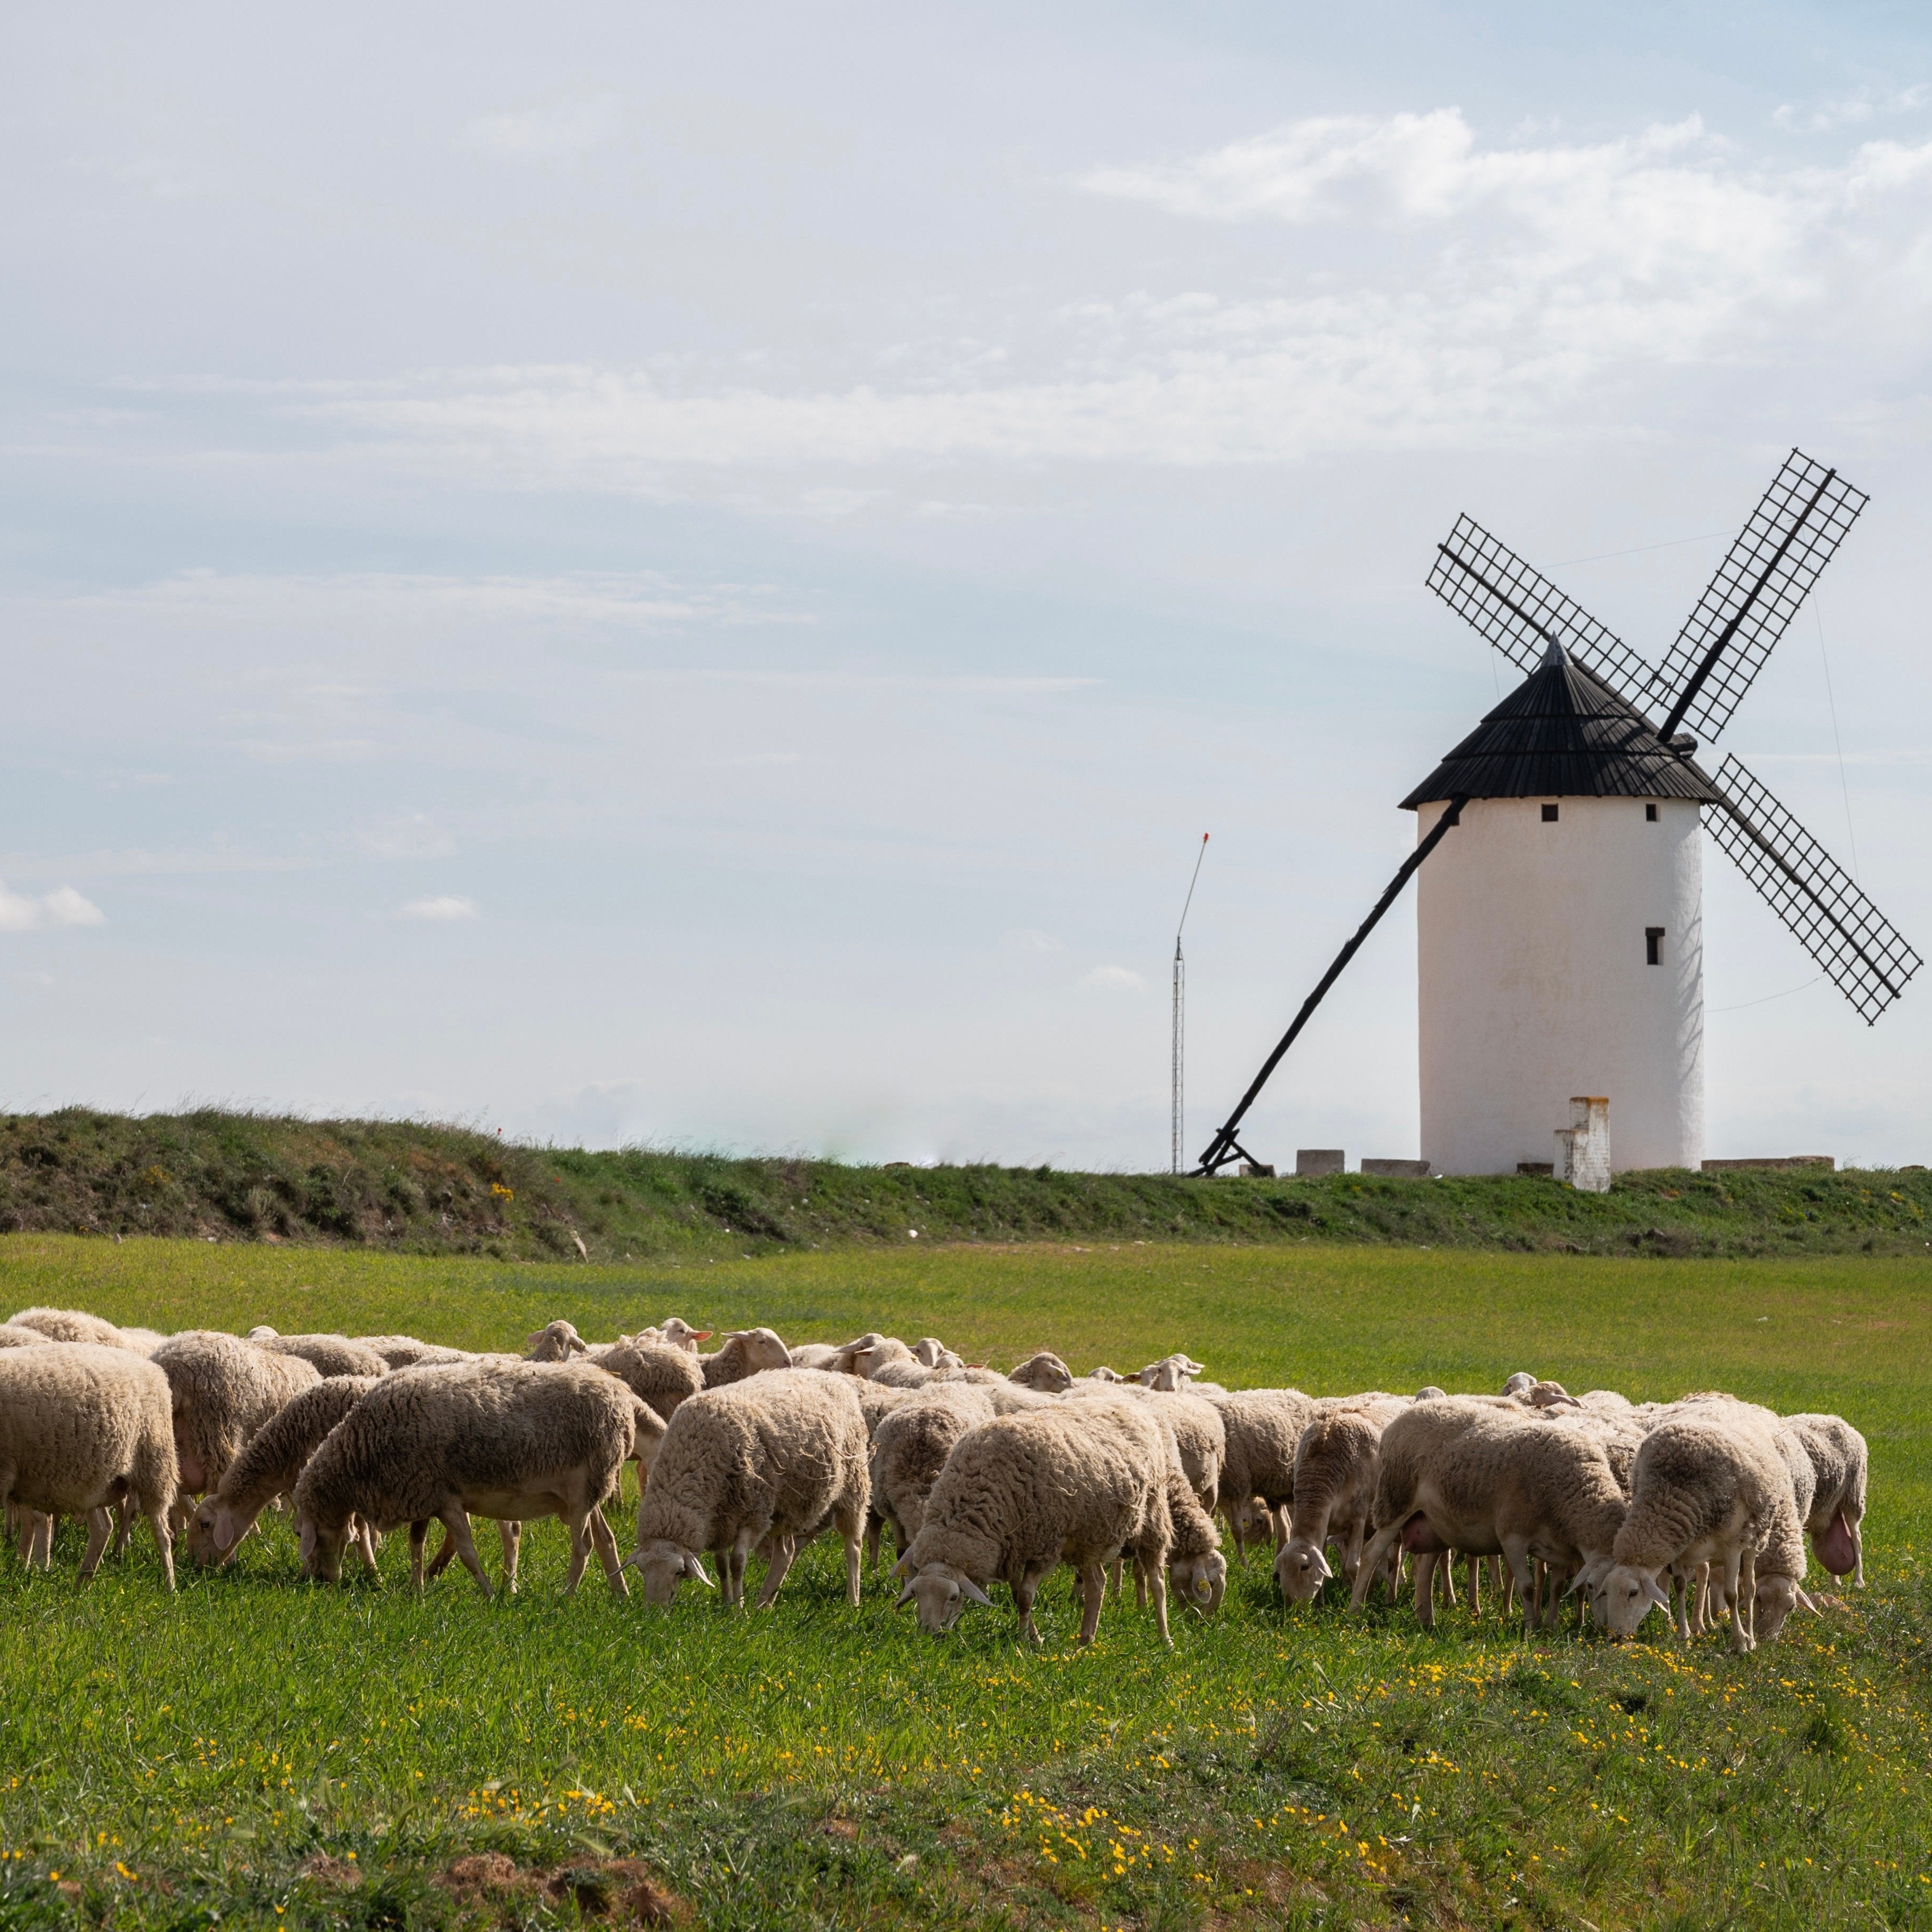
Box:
[1172, 834, 1209, 1175]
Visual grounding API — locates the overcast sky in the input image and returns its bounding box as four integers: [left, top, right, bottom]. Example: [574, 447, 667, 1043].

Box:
[4, 2, 1930, 1169]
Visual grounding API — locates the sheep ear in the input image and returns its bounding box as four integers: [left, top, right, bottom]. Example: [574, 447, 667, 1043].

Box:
[894, 1582, 918, 1609]
[1796, 1587, 1821, 1615]
[1642, 1575, 1671, 1607]
[692, 1330, 713, 1342]
[959, 1578, 993, 1607]
[891, 1552, 917, 1581]
[1311, 1549, 1333, 1581]
[683, 1554, 715, 1587]
[297, 1522, 316, 1565]
[525, 1332, 544, 1346]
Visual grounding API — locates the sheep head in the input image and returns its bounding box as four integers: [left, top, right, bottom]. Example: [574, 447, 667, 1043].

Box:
[626, 1537, 716, 1606]
[1501, 1371, 1537, 1397]
[1171, 1550, 1227, 1617]
[911, 1338, 947, 1368]
[1273, 1537, 1333, 1603]
[1086, 1365, 1125, 1383]
[892, 1557, 992, 1633]
[296, 1512, 350, 1584]
[658, 1318, 712, 1353]
[1007, 1351, 1073, 1393]
[1753, 1574, 1815, 1645]
[525, 1320, 589, 1362]
[1591, 1564, 1671, 1639]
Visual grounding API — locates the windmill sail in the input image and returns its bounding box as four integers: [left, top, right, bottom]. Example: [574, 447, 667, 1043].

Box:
[1428, 515, 1659, 710]
[1655, 451, 1868, 742]
[1705, 755, 1921, 1025]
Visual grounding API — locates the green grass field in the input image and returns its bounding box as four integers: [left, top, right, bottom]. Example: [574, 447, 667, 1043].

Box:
[2, 1235, 1928, 1930]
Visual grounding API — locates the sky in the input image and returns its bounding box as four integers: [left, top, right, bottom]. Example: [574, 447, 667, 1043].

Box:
[3, 2, 1930, 1170]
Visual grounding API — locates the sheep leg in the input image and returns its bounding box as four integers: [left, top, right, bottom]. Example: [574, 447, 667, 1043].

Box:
[726, 1534, 755, 1607]
[78, 1508, 113, 1583]
[1351, 1522, 1407, 1610]
[1729, 1547, 1755, 1654]
[498, 1520, 521, 1593]
[588, 1505, 628, 1600]
[562, 1511, 593, 1596]
[1850, 1515, 1865, 1588]
[111, 1499, 134, 1558]
[1148, 1559, 1172, 1649]
[1502, 1546, 1538, 1630]
[355, 1518, 380, 1576]
[1076, 1562, 1106, 1644]
[145, 1503, 176, 1591]
[1465, 1552, 1481, 1619]
[439, 1510, 493, 1598]
[753, 1534, 799, 1609]
[836, 1505, 864, 1607]
[1271, 1504, 1290, 1550]
[410, 1521, 430, 1592]
[1106, 1556, 1122, 1601]
[1438, 1554, 1458, 1610]
[1015, 1568, 1047, 1644]
[1412, 1552, 1437, 1631]
[863, 1513, 882, 1572]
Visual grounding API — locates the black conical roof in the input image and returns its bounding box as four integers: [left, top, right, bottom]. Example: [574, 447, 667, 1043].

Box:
[1401, 642, 1723, 809]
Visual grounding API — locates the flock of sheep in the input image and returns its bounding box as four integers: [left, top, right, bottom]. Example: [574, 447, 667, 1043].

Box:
[0, 1307, 1868, 1654]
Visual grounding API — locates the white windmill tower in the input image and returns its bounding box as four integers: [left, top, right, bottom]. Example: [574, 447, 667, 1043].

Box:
[1192, 450, 1921, 1179]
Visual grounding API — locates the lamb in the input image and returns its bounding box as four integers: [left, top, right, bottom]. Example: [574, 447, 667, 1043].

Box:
[1209, 1387, 1319, 1548]
[1277, 1396, 1407, 1602]
[1593, 1411, 1790, 1652]
[1782, 1413, 1868, 1584]
[868, 1385, 998, 1561]
[0, 1343, 179, 1586]
[699, 1328, 792, 1387]
[628, 1369, 870, 1609]
[185, 1376, 380, 1567]
[1351, 1398, 1628, 1630]
[252, 1334, 392, 1379]
[1006, 1351, 1074, 1394]
[294, 1360, 642, 1596]
[595, 1336, 705, 1434]
[7, 1307, 138, 1349]
[150, 1332, 323, 1504]
[526, 1320, 590, 1362]
[894, 1396, 1180, 1644]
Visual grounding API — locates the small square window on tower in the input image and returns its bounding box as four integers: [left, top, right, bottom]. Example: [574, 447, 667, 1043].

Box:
[1646, 926, 1665, 965]
[1645, 802, 1659, 822]
[1541, 803, 1559, 822]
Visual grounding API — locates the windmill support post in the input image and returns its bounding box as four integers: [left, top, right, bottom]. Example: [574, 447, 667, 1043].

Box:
[1192, 796, 1468, 1176]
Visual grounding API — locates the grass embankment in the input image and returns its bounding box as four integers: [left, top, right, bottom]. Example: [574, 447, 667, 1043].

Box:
[1, 1237, 1929, 1929]
[3, 1107, 1929, 1262]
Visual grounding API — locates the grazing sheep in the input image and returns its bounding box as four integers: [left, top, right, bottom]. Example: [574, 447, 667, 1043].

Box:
[850, 1338, 918, 1377]
[1140, 1447, 1227, 1622]
[0, 1324, 55, 1350]
[353, 1336, 472, 1369]
[294, 1361, 641, 1597]
[1277, 1396, 1407, 1602]
[0, 1343, 179, 1586]
[526, 1320, 590, 1362]
[1209, 1387, 1320, 1549]
[186, 1377, 380, 1567]
[1782, 1413, 1868, 1584]
[1068, 1381, 1224, 1511]
[7, 1307, 135, 1349]
[869, 1386, 999, 1561]
[699, 1328, 792, 1388]
[896, 1395, 1180, 1644]
[628, 1370, 870, 1609]
[1351, 1397, 1628, 1630]
[595, 1336, 705, 1438]
[254, 1334, 392, 1379]
[1593, 1412, 1789, 1652]
[1006, 1351, 1074, 1394]
[150, 1332, 322, 1503]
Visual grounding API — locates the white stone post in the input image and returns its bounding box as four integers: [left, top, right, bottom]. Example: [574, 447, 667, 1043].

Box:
[1555, 1096, 1611, 1192]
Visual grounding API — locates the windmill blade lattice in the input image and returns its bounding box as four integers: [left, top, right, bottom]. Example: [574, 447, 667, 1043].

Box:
[1653, 451, 1868, 742]
[1428, 516, 1659, 710]
[1705, 755, 1921, 1025]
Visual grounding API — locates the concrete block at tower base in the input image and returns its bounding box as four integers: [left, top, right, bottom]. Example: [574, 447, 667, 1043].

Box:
[1555, 1097, 1612, 1193]
[1296, 1149, 1345, 1177]
[1362, 1158, 1432, 1178]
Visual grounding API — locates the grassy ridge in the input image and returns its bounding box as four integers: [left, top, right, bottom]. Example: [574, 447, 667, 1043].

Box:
[0, 1235, 1928, 1928]
[1, 1106, 1929, 1261]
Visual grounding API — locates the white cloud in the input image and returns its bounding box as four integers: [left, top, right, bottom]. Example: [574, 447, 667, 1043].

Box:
[0, 883, 105, 933]
[462, 90, 626, 165]
[1079, 965, 1146, 990]
[1774, 85, 1928, 134]
[1002, 928, 1063, 953]
[398, 895, 480, 921]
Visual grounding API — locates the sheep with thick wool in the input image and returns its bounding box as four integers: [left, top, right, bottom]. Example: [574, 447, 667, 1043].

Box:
[699, 1328, 792, 1387]
[1006, 1350, 1074, 1394]
[7, 1307, 139, 1349]
[0, 1343, 179, 1587]
[353, 1336, 473, 1369]
[1594, 1409, 1790, 1652]
[185, 1376, 380, 1568]
[248, 1333, 391, 1379]
[1277, 1395, 1407, 1602]
[629, 1369, 870, 1608]
[1351, 1397, 1628, 1629]
[595, 1336, 705, 1436]
[868, 1385, 998, 1562]
[1208, 1387, 1319, 1549]
[151, 1332, 322, 1505]
[1782, 1413, 1868, 1584]
[0, 1324, 54, 1350]
[1067, 1380, 1224, 1512]
[294, 1360, 641, 1596]
[894, 1395, 1181, 1644]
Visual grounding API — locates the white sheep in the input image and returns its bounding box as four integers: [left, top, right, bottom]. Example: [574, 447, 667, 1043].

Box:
[253, 1333, 393, 1379]
[1006, 1351, 1074, 1394]
[894, 1396, 1181, 1644]
[352, 1336, 474, 1369]
[0, 1343, 179, 1587]
[595, 1336, 705, 1436]
[628, 1369, 870, 1609]
[150, 1332, 323, 1507]
[699, 1328, 793, 1387]
[7, 1307, 137, 1349]
[1208, 1387, 1319, 1551]
[294, 1360, 642, 1597]
[1782, 1413, 1868, 1585]
[868, 1385, 999, 1563]
[1276, 1396, 1408, 1602]
[525, 1320, 590, 1362]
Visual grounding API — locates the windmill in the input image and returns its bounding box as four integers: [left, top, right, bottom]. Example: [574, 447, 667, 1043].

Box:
[1194, 449, 1921, 1178]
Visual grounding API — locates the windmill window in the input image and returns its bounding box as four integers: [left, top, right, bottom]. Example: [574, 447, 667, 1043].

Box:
[1646, 926, 1665, 966]
[1541, 803, 1559, 822]
[1645, 803, 1659, 822]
